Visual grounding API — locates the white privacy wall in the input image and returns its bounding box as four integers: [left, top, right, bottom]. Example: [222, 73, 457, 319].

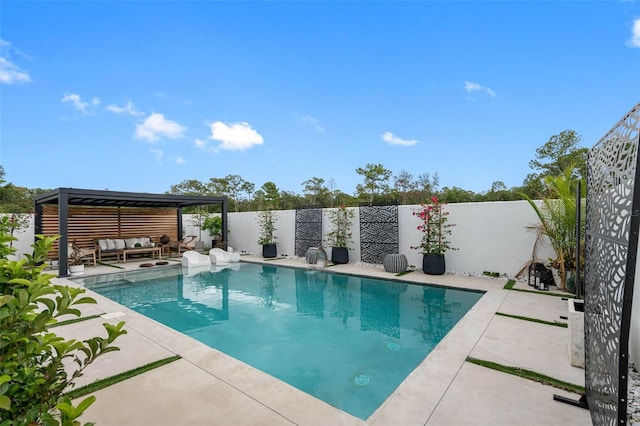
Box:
[7, 200, 554, 277]
[4, 214, 35, 261]
[224, 200, 555, 277]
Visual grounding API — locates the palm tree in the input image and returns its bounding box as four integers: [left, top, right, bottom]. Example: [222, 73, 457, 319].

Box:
[522, 167, 585, 290]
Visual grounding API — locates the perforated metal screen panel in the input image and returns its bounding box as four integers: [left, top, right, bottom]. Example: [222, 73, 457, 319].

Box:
[359, 204, 399, 264]
[585, 103, 640, 425]
[294, 208, 323, 258]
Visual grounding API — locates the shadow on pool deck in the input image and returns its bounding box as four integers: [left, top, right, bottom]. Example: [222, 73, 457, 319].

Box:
[54, 256, 592, 426]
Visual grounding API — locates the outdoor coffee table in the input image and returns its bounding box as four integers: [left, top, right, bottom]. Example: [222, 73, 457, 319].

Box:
[122, 246, 162, 263]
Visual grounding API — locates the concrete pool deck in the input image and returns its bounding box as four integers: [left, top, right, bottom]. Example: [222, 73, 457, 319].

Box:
[52, 256, 592, 425]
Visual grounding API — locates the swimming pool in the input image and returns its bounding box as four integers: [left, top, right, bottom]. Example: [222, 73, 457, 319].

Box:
[80, 262, 483, 420]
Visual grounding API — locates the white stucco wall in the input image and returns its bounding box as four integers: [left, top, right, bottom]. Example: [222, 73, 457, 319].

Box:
[5, 201, 556, 277]
[2, 214, 35, 261]
[223, 200, 554, 277]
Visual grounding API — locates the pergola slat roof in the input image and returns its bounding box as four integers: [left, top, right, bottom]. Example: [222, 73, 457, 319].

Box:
[34, 188, 228, 277]
[34, 187, 226, 209]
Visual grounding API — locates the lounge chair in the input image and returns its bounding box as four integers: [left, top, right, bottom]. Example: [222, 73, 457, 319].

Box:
[169, 235, 197, 255]
[209, 248, 240, 265]
[182, 250, 211, 268]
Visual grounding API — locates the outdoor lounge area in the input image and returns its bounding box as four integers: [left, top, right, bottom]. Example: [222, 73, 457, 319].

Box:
[32, 188, 228, 276]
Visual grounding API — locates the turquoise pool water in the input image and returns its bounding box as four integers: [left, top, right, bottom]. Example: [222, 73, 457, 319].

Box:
[79, 262, 483, 420]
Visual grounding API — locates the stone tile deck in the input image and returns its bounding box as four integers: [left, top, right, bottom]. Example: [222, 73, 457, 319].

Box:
[52, 255, 592, 425]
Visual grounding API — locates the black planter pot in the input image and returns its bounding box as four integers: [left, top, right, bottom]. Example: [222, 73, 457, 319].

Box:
[262, 243, 277, 259]
[331, 247, 349, 264]
[423, 253, 446, 275]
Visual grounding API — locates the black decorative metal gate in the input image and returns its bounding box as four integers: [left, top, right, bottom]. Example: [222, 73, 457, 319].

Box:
[585, 102, 640, 425]
[359, 204, 399, 264]
[294, 207, 323, 258]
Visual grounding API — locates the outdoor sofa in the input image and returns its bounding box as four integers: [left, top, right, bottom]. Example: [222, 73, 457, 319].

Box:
[94, 237, 161, 263]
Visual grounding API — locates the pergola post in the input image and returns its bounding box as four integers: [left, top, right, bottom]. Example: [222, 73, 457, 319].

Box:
[58, 189, 69, 277]
[221, 198, 228, 250]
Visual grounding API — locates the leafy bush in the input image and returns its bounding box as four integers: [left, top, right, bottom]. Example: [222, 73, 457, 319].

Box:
[0, 223, 127, 425]
[256, 210, 278, 246]
[324, 205, 355, 248]
[411, 196, 456, 255]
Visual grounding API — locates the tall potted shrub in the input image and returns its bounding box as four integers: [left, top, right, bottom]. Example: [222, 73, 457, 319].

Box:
[257, 210, 278, 258]
[202, 214, 224, 248]
[325, 205, 355, 264]
[411, 196, 455, 275]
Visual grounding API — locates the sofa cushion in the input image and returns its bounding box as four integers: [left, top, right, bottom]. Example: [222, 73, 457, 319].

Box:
[98, 239, 108, 251]
[106, 239, 116, 250]
[124, 238, 138, 249]
[114, 239, 126, 250]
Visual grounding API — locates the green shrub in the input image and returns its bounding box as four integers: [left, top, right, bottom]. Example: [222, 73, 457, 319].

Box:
[0, 224, 127, 425]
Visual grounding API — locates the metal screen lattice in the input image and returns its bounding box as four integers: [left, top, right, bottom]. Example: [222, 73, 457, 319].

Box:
[359, 204, 399, 264]
[585, 102, 640, 425]
[294, 208, 323, 258]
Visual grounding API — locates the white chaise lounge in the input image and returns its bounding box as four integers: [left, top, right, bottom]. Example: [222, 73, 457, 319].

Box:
[182, 250, 211, 268]
[209, 248, 241, 265]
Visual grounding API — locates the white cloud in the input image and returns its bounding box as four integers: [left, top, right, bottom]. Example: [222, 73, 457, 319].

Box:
[464, 81, 496, 97]
[149, 148, 164, 164]
[135, 113, 186, 142]
[628, 19, 640, 48]
[105, 101, 144, 116]
[0, 58, 30, 84]
[194, 138, 209, 150]
[61, 93, 90, 113]
[175, 156, 187, 164]
[0, 40, 30, 84]
[381, 131, 419, 147]
[208, 121, 264, 151]
[300, 114, 325, 132]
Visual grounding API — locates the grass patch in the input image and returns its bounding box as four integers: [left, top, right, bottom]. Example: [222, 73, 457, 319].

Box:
[509, 288, 574, 298]
[49, 314, 102, 328]
[483, 271, 501, 278]
[496, 312, 567, 328]
[503, 279, 516, 289]
[65, 355, 182, 399]
[466, 357, 584, 394]
[395, 270, 415, 277]
[263, 257, 287, 261]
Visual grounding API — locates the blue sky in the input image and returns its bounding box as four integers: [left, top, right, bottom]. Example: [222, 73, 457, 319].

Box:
[1, 1, 639, 197]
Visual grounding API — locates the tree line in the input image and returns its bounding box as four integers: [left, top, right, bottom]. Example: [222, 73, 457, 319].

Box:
[0, 130, 587, 213]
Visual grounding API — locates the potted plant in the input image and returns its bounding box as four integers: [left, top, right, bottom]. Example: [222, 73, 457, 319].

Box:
[411, 196, 456, 275]
[325, 205, 355, 264]
[257, 210, 278, 258]
[202, 214, 224, 248]
[68, 241, 86, 276]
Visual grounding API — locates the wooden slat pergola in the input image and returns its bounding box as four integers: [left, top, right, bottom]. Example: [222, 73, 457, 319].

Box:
[33, 188, 227, 277]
